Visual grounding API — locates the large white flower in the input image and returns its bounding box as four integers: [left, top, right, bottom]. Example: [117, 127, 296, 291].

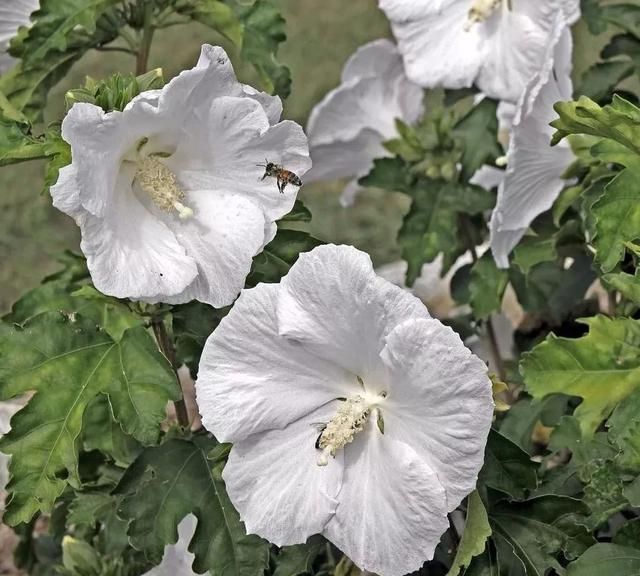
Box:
[50, 44, 310, 307]
[379, 0, 579, 102]
[305, 39, 423, 205]
[490, 22, 575, 268]
[196, 244, 493, 576]
[0, 0, 39, 73]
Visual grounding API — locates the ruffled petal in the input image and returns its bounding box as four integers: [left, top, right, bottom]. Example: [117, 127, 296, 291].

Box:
[324, 422, 448, 576]
[469, 165, 505, 191]
[77, 165, 198, 300]
[380, 0, 483, 90]
[341, 39, 402, 82]
[196, 282, 355, 443]
[379, 318, 493, 511]
[489, 23, 574, 267]
[224, 403, 344, 546]
[305, 128, 387, 183]
[277, 245, 430, 379]
[169, 96, 309, 222]
[157, 44, 280, 122]
[160, 191, 268, 308]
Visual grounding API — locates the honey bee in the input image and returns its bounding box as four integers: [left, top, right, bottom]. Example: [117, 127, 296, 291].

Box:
[257, 159, 302, 194]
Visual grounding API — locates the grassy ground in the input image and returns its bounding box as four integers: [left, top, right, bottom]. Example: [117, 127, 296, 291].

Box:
[0, 1, 610, 311]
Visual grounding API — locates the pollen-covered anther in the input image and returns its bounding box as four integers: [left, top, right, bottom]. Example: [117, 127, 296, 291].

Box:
[465, 0, 502, 31]
[136, 155, 193, 219]
[317, 395, 382, 466]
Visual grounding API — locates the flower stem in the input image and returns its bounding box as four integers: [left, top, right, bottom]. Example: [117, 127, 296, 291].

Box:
[151, 317, 190, 429]
[136, 3, 155, 75]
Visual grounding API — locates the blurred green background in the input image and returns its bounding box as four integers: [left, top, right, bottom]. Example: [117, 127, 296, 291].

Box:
[0, 0, 608, 311]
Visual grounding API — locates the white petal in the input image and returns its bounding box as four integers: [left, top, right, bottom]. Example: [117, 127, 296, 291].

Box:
[161, 191, 268, 308]
[224, 404, 344, 546]
[196, 283, 355, 443]
[380, 0, 483, 90]
[305, 128, 387, 184]
[50, 164, 82, 217]
[0, 0, 38, 72]
[340, 178, 363, 207]
[278, 245, 430, 379]
[324, 422, 448, 576]
[469, 165, 505, 191]
[170, 96, 310, 222]
[60, 104, 129, 217]
[77, 166, 198, 301]
[489, 212, 526, 269]
[477, 9, 552, 102]
[306, 40, 422, 185]
[380, 318, 493, 511]
[142, 515, 201, 576]
[341, 38, 402, 82]
[0, 400, 21, 493]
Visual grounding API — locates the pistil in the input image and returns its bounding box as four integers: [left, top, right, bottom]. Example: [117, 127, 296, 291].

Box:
[465, 0, 502, 30]
[135, 155, 193, 219]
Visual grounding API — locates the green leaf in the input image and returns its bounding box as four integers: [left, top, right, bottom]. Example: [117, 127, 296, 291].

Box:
[566, 544, 640, 576]
[447, 491, 492, 576]
[623, 475, 640, 506]
[608, 388, 640, 472]
[489, 496, 593, 576]
[469, 252, 509, 320]
[0, 312, 179, 525]
[576, 61, 634, 104]
[513, 236, 559, 275]
[273, 536, 325, 576]
[521, 315, 640, 435]
[551, 95, 640, 154]
[479, 430, 538, 500]
[247, 229, 322, 285]
[600, 3, 640, 37]
[117, 436, 269, 575]
[175, 0, 243, 45]
[452, 98, 502, 181]
[613, 518, 640, 547]
[399, 180, 493, 285]
[603, 269, 640, 304]
[173, 302, 229, 378]
[18, 0, 120, 64]
[0, 116, 47, 165]
[234, 0, 291, 98]
[591, 166, 640, 272]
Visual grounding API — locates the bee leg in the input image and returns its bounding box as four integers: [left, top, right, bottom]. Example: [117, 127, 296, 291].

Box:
[260, 174, 268, 181]
[278, 179, 286, 194]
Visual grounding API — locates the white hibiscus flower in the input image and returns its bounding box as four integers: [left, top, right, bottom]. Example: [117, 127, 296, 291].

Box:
[196, 244, 493, 576]
[490, 22, 575, 267]
[0, 400, 22, 494]
[0, 0, 39, 73]
[50, 44, 310, 307]
[379, 0, 579, 102]
[142, 515, 205, 576]
[305, 39, 423, 205]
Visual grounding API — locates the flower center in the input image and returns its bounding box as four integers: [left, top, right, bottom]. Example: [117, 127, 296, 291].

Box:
[135, 155, 193, 219]
[464, 0, 503, 30]
[316, 392, 386, 466]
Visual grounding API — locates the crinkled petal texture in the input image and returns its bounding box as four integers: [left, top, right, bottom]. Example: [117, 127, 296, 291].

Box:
[197, 244, 493, 576]
[380, 0, 578, 102]
[490, 25, 575, 268]
[305, 39, 423, 203]
[50, 44, 310, 307]
[0, 0, 38, 73]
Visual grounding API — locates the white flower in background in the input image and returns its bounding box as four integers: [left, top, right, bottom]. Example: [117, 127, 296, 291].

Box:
[305, 39, 423, 205]
[379, 0, 579, 102]
[142, 515, 206, 576]
[0, 0, 39, 74]
[0, 401, 21, 495]
[197, 244, 493, 576]
[50, 44, 310, 307]
[490, 22, 575, 268]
